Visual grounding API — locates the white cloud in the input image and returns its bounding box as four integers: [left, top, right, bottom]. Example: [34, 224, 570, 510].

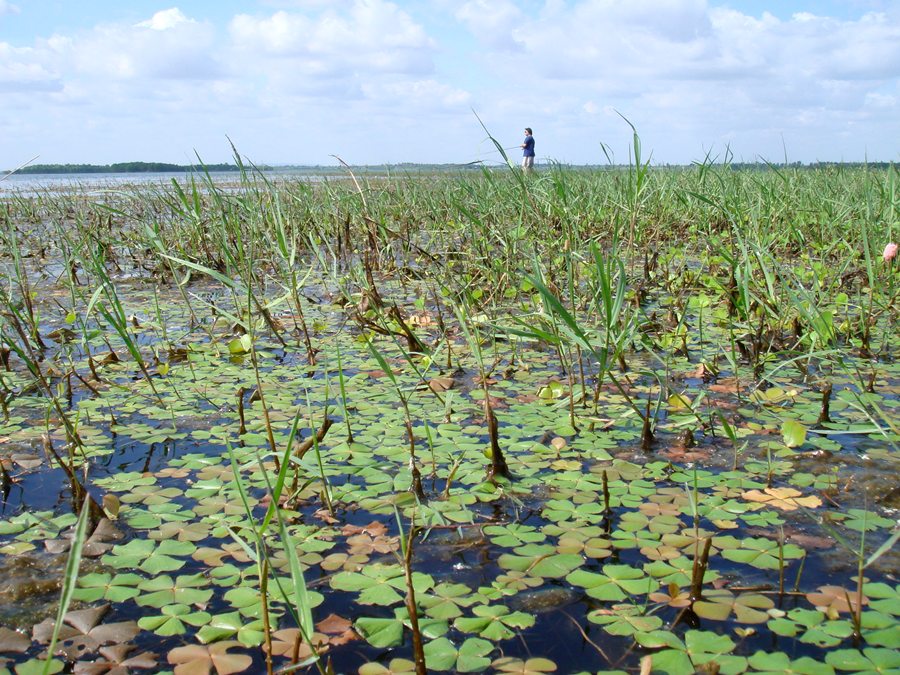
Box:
[135, 8, 193, 31]
[455, 0, 524, 51]
[68, 9, 220, 80]
[362, 78, 471, 110]
[0, 0, 20, 16]
[230, 1, 435, 74]
[0, 42, 59, 92]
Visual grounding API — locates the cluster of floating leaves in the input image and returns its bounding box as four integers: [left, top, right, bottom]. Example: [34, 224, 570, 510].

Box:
[0, 233, 899, 673]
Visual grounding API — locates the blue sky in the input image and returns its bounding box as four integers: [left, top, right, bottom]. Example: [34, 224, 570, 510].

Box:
[1, 0, 898, 166]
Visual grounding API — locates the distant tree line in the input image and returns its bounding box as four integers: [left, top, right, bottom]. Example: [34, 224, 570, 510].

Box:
[14, 162, 242, 174]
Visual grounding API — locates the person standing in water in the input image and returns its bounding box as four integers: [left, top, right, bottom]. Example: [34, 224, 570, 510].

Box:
[521, 128, 535, 172]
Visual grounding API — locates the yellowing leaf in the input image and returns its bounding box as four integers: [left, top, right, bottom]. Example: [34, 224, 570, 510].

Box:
[667, 393, 692, 411]
[742, 487, 821, 511]
[781, 420, 807, 448]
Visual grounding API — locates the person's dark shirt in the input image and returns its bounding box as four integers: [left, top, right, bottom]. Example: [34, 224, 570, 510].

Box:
[523, 136, 535, 157]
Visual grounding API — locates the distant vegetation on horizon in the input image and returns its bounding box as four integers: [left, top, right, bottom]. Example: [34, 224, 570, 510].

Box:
[6, 159, 895, 175]
[12, 162, 243, 175]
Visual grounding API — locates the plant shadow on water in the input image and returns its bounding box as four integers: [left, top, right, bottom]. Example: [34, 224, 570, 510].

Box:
[0, 163, 899, 674]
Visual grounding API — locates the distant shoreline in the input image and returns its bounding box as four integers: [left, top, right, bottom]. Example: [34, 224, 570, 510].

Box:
[5, 160, 894, 175]
[10, 162, 244, 175]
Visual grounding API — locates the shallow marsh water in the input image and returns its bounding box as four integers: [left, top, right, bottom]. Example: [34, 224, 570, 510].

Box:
[0, 169, 898, 674]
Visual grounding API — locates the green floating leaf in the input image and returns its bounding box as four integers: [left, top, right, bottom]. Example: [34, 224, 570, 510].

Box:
[355, 616, 404, 648]
[781, 419, 808, 448]
[588, 606, 663, 636]
[424, 636, 494, 672]
[825, 648, 900, 673]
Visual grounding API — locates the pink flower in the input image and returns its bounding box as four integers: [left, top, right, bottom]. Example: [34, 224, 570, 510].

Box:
[884, 242, 898, 263]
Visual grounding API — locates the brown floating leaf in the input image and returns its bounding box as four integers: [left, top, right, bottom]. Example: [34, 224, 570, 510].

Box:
[648, 585, 692, 608]
[313, 507, 339, 524]
[11, 454, 43, 470]
[315, 614, 352, 635]
[263, 629, 329, 659]
[658, 447, 712, 462]
[428, 377, 455, 392]
[0, 627, 30, 654]
[32, 619, 79, 645]
[102, 495, 121, 519]
[407, 313, 433, 327]
[786, 532, 834, 549]
[45, 539, 70, 554]
[316, 613, 360, 646]
[167, 641, 253, 675]
[63, 606, 110, 635]
[741, 487, 822, 511]
[74, 644, 158, 674]
[35, 604, 139, 660]
[346, 532, 399, 556]
[806, 585, 868, 614]
[342, 521, 387, 538]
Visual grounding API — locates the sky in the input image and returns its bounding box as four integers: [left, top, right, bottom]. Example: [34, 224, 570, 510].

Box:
[1, 0, 899, 167]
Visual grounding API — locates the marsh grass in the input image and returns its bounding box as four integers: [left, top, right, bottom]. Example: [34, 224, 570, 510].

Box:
[0, 155, 898, 674]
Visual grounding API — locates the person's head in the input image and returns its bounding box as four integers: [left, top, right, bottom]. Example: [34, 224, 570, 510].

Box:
[524, 128, 532, 135]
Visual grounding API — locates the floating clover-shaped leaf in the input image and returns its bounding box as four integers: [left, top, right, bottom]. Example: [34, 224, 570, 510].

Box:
[839, 509, 895, 533]
[331, 563, 434, 606]
[748, 651, 834, 675]
[721, 537, 805, 570]
[73, 572, 142, 603]
[33, 605, 141, 660]
[150, 521, 210, 543]
[742, 486, 821, 511]
[556, 535, 612, 559]
[103, 538, 195, 574]
[491, 573, 536, 597]
[136, 573, 213, 608]
[355, 617, 403, 649]
[196, 611, 269, 646]
[453, 605, 535, 641]
[649, 582, 692, 608]
[422, 637, 494, 672]
[566, 564, 659, 601]
[540, 500, 605, 523]
[767, 607, 825, 638]
[483, 523, 545, 548]
[491, 656, 557, 674]
[637, 630, 744, 675]
[693, 589, 775, 623]
[587, 605, 664, 636]
[825, 647, 900, 673]
[119, 484, 182, 506]
[137, 603, 212, 637]
[864, 583, 900, 616]
[167, 640, 252, 675]
[860, 610, 900, 648]
[262, 628, 329, 660]
[497, 551, 583, 579]
[806, 585, 868, 615]
[73, 644, 159, 673]
[355, 607, 447, 648]
[320, 551, 369, 572]
[419, 582, 479, 620]
[660, 529, 737, 558]
[358, 659, 418, 675]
